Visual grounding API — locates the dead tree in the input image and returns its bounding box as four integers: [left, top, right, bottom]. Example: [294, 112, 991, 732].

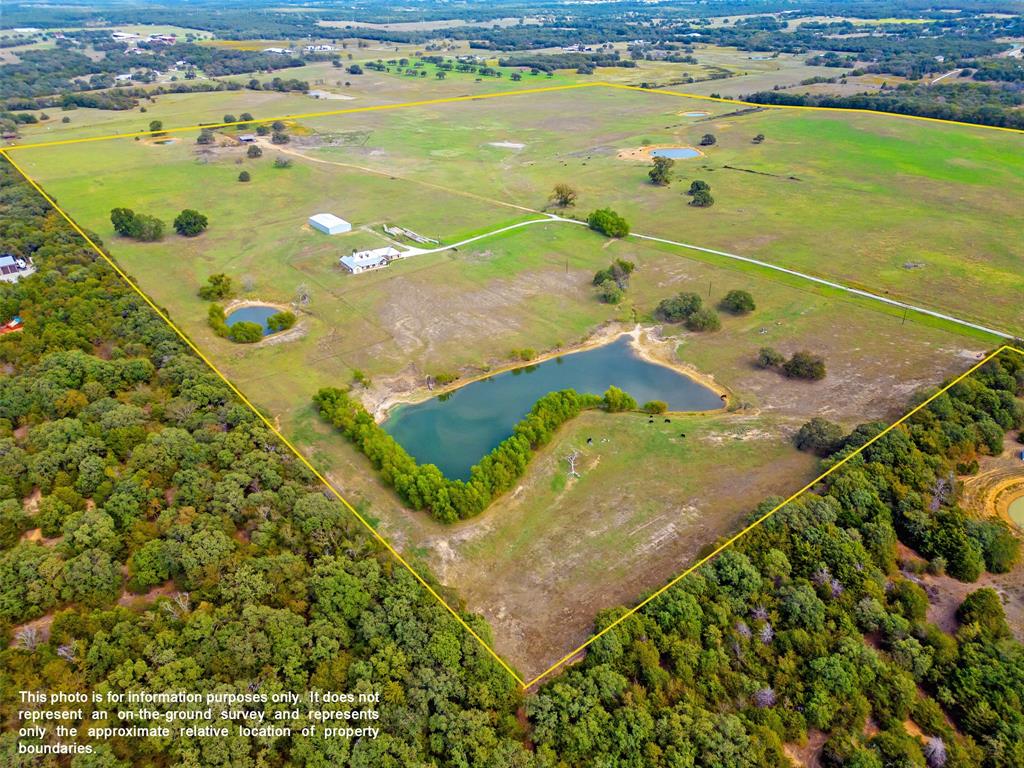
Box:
[15, 626, 41, 651]
[566, 450, 582, 478]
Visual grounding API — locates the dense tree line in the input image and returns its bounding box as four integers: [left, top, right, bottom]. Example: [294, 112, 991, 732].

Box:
[744, 83, 1024, 130]
[314, 386, 612, 523]
[0, 158, 529, 766]
[496, 52, 636, 73]
[527, 350, 1024, 767]
[0, 39, 307, 100]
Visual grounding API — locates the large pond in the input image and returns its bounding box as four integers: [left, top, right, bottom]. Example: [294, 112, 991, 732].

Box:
[651, 147, 701, 159]
[383, 335, 724, 480]
[1009, 495, 1024, 529]
[226, 305, 280, 336]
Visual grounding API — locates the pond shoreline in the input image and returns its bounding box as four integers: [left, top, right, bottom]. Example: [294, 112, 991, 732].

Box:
[366, 323, 732, 423]
[222, 298, 307, 346]
[617, 144, 705, 162]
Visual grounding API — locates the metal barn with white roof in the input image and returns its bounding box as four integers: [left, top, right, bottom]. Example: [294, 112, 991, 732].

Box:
[308, 213, 352, 235]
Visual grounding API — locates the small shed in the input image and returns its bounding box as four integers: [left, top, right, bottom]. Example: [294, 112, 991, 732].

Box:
[308, 213, 352, 235]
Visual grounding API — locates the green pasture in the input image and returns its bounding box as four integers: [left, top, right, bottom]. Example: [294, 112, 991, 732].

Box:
[16, 120, 992, 412]
[282, 85, 1024, 334]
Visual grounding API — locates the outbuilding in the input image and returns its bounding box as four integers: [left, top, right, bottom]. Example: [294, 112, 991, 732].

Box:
[309, 213, 352, 235]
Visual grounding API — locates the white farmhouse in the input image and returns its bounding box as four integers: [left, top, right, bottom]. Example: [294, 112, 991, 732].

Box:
[308, 213, 352, 235]
[340, 247, 400, 274]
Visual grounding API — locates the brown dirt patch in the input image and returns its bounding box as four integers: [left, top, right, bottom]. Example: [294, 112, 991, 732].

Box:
[616, 144, 705, 162]
[784, 729, 828, 767]
[118, 581, 177, 608]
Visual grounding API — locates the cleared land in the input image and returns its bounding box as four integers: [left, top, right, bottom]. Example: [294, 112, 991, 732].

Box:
[271, 85, 1024, 335]
[9, 82, 1014, 676]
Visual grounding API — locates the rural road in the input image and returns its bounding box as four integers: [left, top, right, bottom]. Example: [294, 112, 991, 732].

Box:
[273, 143, 1013, 341]
[403, 215, 1014, 341]
[929, 69, 962, 84]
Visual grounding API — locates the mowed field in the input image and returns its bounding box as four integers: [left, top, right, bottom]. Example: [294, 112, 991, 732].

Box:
[8, 85, 1005, 676]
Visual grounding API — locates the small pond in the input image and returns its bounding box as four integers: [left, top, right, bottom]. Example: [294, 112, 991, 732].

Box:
[383, 335, 724, 480]
[682, 111, 709, 117]
[226, 305, 281, 336]
[650, 147, 701, 159]
[1009, 495, 1024, 529]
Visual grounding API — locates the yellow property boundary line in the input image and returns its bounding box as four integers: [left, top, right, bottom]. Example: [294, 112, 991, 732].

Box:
[523, 344, 1024, 687]
[0, 149, 526, 685]
[1, 73, 1022, 689]
[2, 78, 1022, 155]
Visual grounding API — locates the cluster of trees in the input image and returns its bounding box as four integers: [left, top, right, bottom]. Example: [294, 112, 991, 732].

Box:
[315, 385, 641, 522]
[267, 310, 296, 332]
[655, 291, 722, 331]
[245, 75, 310, 92]
[109, 207, 207, 241]
[592, 258, 635, 304]
[758, 347, 827, 380]
[687, 179, 714, 207]
[198, 272, 233, 301]
[587, 207, 630, 238]
[0, 158, 529, 765]
[970, 58, 1024, 83]
[109, 206, 163, 242]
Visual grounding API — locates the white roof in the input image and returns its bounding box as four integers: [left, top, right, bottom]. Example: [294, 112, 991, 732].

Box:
[340, 247, 400, 270]
[341, 255, 385, 270]
[309, 213, 350, 228]
[357, 247, 399, 260]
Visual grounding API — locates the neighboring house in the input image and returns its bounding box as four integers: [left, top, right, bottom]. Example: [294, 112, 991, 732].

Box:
[340, 247, 401, 274]
[0, 254, 35, 283]
[238, 134, 256, 142]
[309, 213, 352, 235]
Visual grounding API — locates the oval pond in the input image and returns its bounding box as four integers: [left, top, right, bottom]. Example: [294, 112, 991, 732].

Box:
[226, 305, 281, 336]
[383, 336, 724, 480]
